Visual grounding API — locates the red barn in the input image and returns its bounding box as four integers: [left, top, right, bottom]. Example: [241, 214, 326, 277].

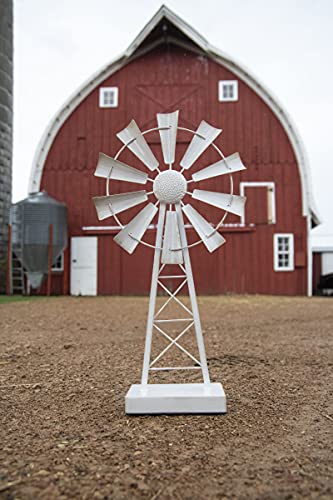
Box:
[28, 6, 320, 297]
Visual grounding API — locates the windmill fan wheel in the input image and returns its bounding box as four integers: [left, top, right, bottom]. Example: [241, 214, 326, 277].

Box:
[92, 110, 247, 254]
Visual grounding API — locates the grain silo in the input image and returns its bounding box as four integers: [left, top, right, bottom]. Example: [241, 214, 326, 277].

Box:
[0, 0, 13, 292]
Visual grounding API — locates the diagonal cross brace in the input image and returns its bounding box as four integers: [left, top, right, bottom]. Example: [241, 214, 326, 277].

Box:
[150, 321, 200, 367]
[155, 278, 193, 318]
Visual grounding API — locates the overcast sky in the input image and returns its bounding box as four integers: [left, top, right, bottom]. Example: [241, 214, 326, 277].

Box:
[13, 0, 333, 236]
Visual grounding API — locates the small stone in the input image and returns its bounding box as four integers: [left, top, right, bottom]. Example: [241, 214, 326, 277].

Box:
[36, 469, 49, 476]
[93, 492, 103, 499]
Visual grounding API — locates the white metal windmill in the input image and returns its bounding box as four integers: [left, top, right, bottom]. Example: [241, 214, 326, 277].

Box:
[93, 110, 246, 414]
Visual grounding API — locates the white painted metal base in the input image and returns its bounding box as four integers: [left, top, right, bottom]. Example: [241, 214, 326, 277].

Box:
[125, 383, 226, 414]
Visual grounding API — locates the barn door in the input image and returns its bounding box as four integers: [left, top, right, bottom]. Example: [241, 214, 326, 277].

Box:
[70, 237, 97, 296]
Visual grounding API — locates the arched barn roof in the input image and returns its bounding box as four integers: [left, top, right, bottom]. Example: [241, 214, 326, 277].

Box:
[28, 5, 320, 226]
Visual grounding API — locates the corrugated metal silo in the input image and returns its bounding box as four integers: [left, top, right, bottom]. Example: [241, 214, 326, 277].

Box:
[0, 0, 13, 292]
[11, 192, 68, 288]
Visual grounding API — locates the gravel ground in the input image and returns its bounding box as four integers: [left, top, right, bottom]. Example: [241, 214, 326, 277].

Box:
[0, 295, 332, 500]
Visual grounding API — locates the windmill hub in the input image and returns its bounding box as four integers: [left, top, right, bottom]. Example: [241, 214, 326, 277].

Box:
[153, 170, 187, 204]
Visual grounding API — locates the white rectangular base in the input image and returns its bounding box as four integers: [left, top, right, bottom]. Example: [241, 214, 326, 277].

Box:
[125, 383, 226, 414]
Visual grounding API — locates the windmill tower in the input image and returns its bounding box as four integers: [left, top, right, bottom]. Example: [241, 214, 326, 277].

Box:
[93, 111, 246, 414]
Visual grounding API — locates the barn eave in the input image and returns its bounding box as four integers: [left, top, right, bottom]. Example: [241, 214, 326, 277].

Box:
[28, 4, 321, 226]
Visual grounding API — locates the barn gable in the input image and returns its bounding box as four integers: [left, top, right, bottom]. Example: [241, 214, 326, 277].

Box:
[125, 8, 207, 57]
[28, 5, 320, 228]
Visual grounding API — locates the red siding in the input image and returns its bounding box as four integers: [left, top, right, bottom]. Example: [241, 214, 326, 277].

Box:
[312, 253, 321, 294]
[41, 44, 308, 296]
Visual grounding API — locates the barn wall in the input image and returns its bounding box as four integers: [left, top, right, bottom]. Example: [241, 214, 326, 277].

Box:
[312, 252, 321, 294]
[33, 273, 63, 296]
[40, 44, 308, 296]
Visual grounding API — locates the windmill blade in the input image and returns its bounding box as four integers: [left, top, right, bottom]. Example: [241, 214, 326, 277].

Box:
[182, 204, 226, 253]
[116, 120, 159, 171]
[93, 191, 147, 220]
[162, 210, 183, 264]
[192, 152, 246, 182]
[114, 203, 158, 254]
[180, 120, 222, 170]
[94, 153, 148, 184]
[157, 110, 179, 165]
[192, 189, 246, 218]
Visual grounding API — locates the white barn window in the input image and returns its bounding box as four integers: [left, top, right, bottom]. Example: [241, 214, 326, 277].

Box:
[218, 80, 238, 102]
[274, 234, 294, 271]
[99, 87, 118, 108]
[52, 252, 64, 272]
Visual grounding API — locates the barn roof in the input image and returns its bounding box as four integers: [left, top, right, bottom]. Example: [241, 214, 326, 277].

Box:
[28, 5, 321, 226]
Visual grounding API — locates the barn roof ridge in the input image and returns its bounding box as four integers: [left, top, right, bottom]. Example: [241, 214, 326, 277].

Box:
[28, 4, 321, 227]
[124, 4, 210, 56]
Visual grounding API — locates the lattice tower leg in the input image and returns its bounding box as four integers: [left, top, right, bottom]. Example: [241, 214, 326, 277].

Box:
[141, 202, 167, 384]
[175, 203, 210, 383]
